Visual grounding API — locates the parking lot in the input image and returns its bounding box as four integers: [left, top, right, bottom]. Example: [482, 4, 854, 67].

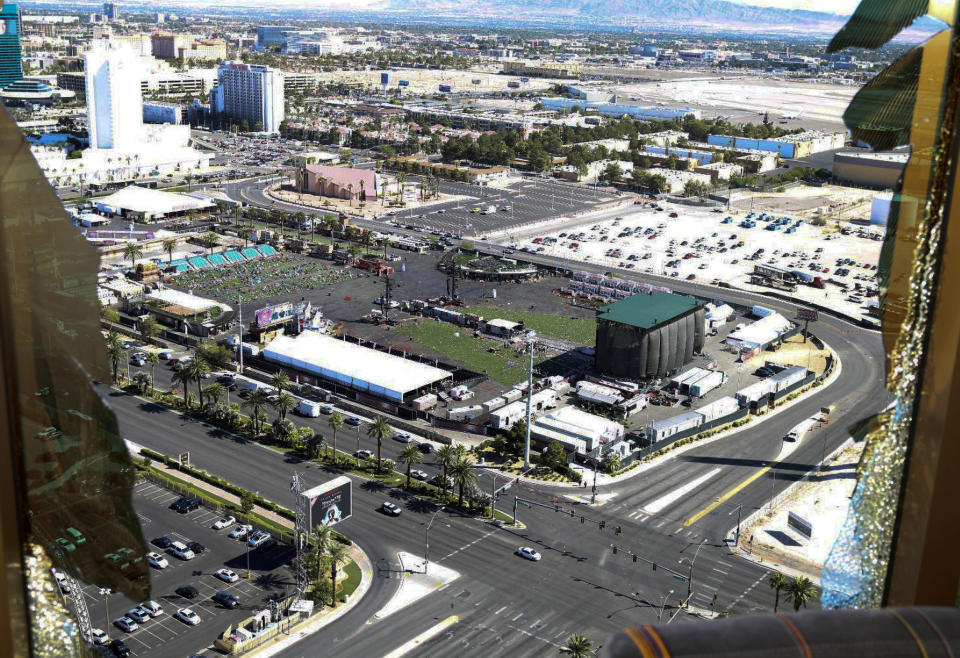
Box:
[68, 481, 294, 657]
[515, 202, 883, 320]
[378, 177, 619, 237]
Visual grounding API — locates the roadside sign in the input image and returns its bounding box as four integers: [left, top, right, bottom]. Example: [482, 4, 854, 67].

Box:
[178, 452, 190, 467]
[796, 308, 819, 322]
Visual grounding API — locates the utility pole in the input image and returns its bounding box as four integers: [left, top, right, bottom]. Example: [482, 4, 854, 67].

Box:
[658, 589, 674, 622]
[729, 504, 743, 544]
[237, 294, 244, 374]
[523, 330, 537, 471]
[424, 506, 446, 574]
[592, 439, 608, 504]
[678, 539, 707, 602]
[380, 273, 393, 320]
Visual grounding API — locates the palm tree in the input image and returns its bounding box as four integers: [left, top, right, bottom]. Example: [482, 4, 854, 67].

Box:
[270, 371, 291, 394]
[203, 231, 220, 254]
[107, 342, 125, 383]
[328, 411, 344, 463]
[399, 444, 423, 488]
[238, 227, 252, 248]
[172, 367, 192, 407]
[358, 178, 365, 204]
[272, 391, 297, 422]
[564, 634, 595, 658]
[769, 572, 789, 613]
[162, 238, 177, 263]
[450, 458, 477, 508]
[366, 416, 392, 471]
[785, 576, 817, 612]
[144, 352, 160, 395]
[186, 357, 211, 408]
[312, 525, 332, 585]
[243, 389, 268, 436]
[436, 445, 457, 498]
[205, 382, 226, 410]
[326, 544, 350, 608]
[122, 242, 144, 270]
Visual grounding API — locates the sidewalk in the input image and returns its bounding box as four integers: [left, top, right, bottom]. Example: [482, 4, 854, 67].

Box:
[373, 552, 460, 621]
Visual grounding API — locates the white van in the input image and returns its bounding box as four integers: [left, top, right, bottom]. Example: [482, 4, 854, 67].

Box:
[168, 541, 195, 561]
[297, 400, 322, 418]
[245, 380, 274, 395]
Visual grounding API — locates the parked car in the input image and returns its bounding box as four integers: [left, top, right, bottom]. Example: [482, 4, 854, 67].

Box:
[125, 608, 150, 624]
[175, 585, 199, 600]
[146, 552, 169, 569]
[139, 601, 163, 617]
[170, 496, 201, 514]
[344, 416, 362, 426]
[228, 524, 253, 540]
[212, 516, 236, 530]
[186, 541, 206, 555]
[113, 617, 138, 633]
[108, 639, 131, 657]
[215, 568, 239, 583]
[212, 591, 239, 609]
[247, 530, 271, 548]
[515, 546, 542, 561]
[88, 629, 109, 646]
[151, 536, 173, 549]
[174, 608, 201, 626]
[167, 541, 195, 561]
[256, 538, 279, 553]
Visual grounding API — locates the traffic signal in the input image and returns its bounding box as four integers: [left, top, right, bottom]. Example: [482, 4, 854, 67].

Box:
[554, 503, 559, 512]
[570, 509, 575, 517]
[632, 554, 638, 563]
[652, 563, 657, 571]
[580, 516, 585, 524]
[615, 525, 622, 536]
[599, 520, 606, 531]
[612, 545, 618, 555]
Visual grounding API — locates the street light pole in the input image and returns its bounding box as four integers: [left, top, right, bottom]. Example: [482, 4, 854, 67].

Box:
[424, 506, 446, 574]
[591, 439, 608, 504]
[678, 539, 707, 602]
[522, 331, 536, 471]
[237, 294, 244, 374]
[658, 589, 674, 622]
[356, 424, 361, 467]
[99, 588, 111, 631]
[729, 504, 743, 544]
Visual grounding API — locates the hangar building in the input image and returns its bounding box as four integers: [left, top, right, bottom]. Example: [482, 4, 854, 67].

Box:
[594, 292, 707, 380]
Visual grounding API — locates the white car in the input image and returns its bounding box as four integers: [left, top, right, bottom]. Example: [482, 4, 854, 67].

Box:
[51, 568, 70, 593]
[215, 568, 239, 583]
[515, 546, 542, 562]
[212, 516, 236, 530]
[88, 629, 109, 646]
[228, 524, 253, 540]
[410, 469, 429, 481]
[174, 608, 201, 626]
[113, 617, 138, 632]
[139, 600, 163, 617]
[392, 432, 413, 443]
[381, 502, 402, 516]
[167, 541, 195, 561]
[146, 552, 169, 569]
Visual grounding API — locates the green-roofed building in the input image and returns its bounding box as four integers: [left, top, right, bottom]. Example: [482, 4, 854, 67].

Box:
[595, 291, 707, 380]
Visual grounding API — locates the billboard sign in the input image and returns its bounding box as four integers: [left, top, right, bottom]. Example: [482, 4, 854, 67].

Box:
[303, 476, 352, 528]
[787, 511, 812, 539]
[796, 308, 819, 322]
[255, 302, 295, 328]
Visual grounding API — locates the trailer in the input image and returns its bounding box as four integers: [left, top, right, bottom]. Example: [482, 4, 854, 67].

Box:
[647, 411, 702, 442]
[735, 379, 776, 406]
[695, 396, 740, 423]
[689, 370, 726, 398]
[769, 365, 808, 393]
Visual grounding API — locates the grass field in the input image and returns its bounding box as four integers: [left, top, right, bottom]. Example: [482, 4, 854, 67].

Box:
[397, 321, 556, 385]
[469, 306, 596, 345]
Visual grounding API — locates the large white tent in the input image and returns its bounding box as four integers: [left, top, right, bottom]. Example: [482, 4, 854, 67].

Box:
[263, 333, 451, 402]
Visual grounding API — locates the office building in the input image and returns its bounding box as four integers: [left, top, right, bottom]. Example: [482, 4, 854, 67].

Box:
[256, 25, 296, 49]
[0, 3, 23, 89]
[210, 61, 284, 133]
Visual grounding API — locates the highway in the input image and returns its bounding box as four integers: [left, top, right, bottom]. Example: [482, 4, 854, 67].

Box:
[102, 174, 888, 654]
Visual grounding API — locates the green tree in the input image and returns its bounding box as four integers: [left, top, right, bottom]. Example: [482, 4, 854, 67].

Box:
[539, 440, 567, 471]
[243, 389, 268, 436]
[769, 572, 789, 613]
[603, 452, 622, 474]
[204, 382, 226, 410]
[328, 411, 344, 464]
[144, 351, 160, 395]
[185, 357, 211, 408]
[785, 576, 817, 612]
[399, 443, 424, 488]
[102, 307, 120, 323]
[270, 418, 296, 447]
[270, 371, 292, 393]
[451, 458, 478, 508]
[202, 231, 220, 254]
[139, 315, 160, 342]
[272, 391, 297, 422]
[366, 416, 392, 471]
[326, 544, 350, 608]
[122, 242, 144, 270]
[172, 367, 192, 407]
[106, 341, 125, 383]
[436, 444, 457, 497]
[312, 525, 332, 585]
[239, 490, 256, 516]
[564, 633, 595, 658]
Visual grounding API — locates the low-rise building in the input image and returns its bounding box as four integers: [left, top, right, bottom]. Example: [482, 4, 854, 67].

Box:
[530, 405, 624, 454]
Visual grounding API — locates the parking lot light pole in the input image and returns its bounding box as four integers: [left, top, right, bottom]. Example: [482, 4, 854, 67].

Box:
[522, 331, 537, 471]
[99, 588, 111, 630]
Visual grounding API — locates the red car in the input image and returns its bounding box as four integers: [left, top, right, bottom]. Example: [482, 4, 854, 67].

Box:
[669, 212, 679, 218]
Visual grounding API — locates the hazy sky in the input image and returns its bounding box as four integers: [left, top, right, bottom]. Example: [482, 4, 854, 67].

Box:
[728, 0, 860, 14]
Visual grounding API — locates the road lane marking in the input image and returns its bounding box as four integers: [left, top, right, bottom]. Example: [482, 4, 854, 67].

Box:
[683, 464, 775, 526]
[643, 468, 721, 514]
[494, 606, 507, 615]
[382, 615, 459, 658]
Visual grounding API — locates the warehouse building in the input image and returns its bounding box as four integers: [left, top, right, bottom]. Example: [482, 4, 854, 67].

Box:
[832, 151, 908, 189]
[594, 291, 707, 380]
[530, 405, 624, 454]
[263, 333, 452, 403]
